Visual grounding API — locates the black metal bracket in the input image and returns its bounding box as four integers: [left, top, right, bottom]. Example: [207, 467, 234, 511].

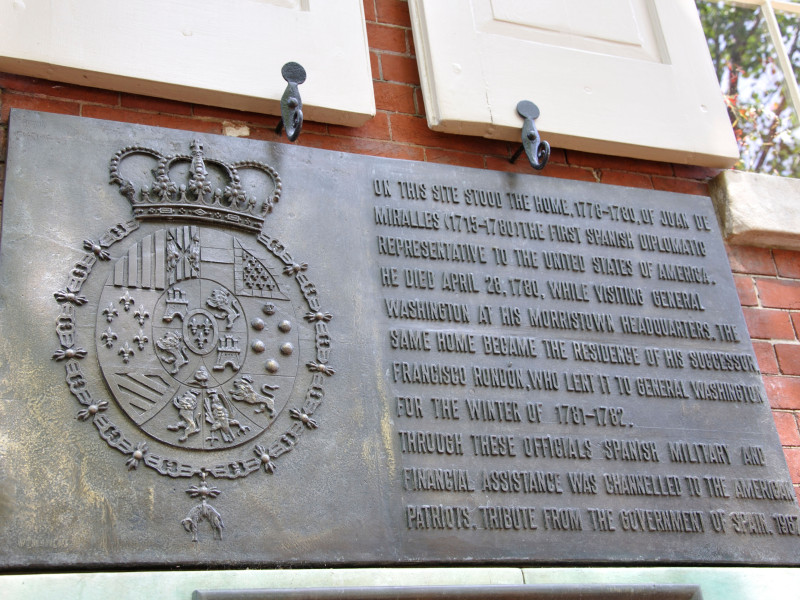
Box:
[510, 100, 550, 170]
[275, 62, 306, 142]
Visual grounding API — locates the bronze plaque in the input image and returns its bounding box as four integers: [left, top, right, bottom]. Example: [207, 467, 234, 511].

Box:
[1, 110, 799, 568]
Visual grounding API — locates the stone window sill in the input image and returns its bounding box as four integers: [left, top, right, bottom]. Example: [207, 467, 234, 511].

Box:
[710, 171, 800, 251]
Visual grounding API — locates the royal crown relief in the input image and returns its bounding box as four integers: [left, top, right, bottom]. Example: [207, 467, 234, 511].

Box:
[52, 139, 334, 542]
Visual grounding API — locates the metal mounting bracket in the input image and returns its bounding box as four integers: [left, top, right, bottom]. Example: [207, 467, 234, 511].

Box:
[510, 100, 550, 170]
[275, 62, 306, 142]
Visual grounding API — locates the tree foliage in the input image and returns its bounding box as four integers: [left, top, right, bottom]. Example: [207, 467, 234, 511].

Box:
[696, 1, 800, 176]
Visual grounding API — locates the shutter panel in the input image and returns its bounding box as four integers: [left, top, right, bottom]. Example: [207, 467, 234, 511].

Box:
[410, 0, 738, 166]
[0, 0, 374, 126]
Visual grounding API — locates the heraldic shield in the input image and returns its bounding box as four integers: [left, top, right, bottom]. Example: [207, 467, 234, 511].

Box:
[52, 139, 333, 542]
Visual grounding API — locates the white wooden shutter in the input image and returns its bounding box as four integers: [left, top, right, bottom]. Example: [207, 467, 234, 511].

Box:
[410, 0, 738, 166]
[0, 0, 375, 126]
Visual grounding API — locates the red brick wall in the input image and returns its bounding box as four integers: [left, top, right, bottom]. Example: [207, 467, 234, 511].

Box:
[0, 0, 798, 502]
[728, 245, 800, 502]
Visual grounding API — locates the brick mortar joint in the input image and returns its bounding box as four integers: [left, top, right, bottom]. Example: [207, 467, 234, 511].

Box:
[89, 102, 206, 118]
[1, 87, 117, 108]
[368, 21, 410, 31]
[669, 174, 715, 184]
[373, 49, 414, 59]
[320, 130, 424, 148]
[755, 273, 800, 282]
[94, 102, 257, 126]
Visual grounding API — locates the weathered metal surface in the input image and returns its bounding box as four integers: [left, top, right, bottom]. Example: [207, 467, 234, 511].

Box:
[192, 584, 703, 600]
[0, 109, 798, 569]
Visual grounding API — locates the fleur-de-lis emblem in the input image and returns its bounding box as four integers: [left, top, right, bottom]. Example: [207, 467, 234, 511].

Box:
[118, 341, 135, 363]
[100, 327, 118, 349]
[133, 329, 149, 351]
[119, 290, 135, 312]
[188, 177, 213, 200]
[133, 305, 150, 326]
[223, 173, 248, 207]
[103, 302, 119, 323]
[188, 315, 213, 348]
[153, 162, 178, 201]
